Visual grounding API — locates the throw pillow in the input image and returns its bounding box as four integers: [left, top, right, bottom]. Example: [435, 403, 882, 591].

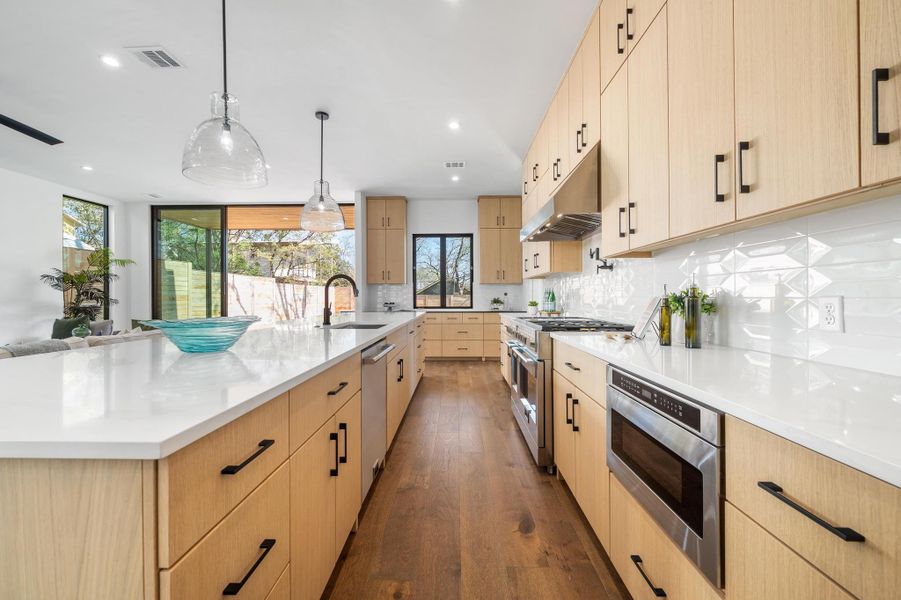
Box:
[51, 316, 90, 339]
[89, 319, 114, 336]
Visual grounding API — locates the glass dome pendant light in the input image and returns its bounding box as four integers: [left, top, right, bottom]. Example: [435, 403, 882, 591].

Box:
[181, 0, 268, 188]
[301, 111, 345, 232]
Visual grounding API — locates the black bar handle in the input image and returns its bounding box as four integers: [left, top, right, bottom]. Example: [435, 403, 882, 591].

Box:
[565, 392, 573, 425]
[339, 422, 348, 463]
[757, 481, 865, 542]
[576, 129, 583, 154]
[223, 538, 277, 596]
[616, 23, 624, 54]
[618, 207, 626, 238]
[397, 358, 404, 382]
[329, 432, 339, 476]
[523, 180, 528, 195]
[626, 8, 634, 40]
[572, 398, 580, 432]
[630, 555, 666, 597]
[738, 141, 750, 194]
[628, 202, 636, 234]
[873, 68, 890, 146]
[221, 439, 275, 475]
[565, 361, 581, 372]
[581, 123, 588, 148]
[714, 154, 726, 202]
[327, 381, 349, 396]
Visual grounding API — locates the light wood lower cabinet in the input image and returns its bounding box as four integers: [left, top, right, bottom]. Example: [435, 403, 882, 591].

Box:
[861, 0, 901, 186]
[441, 340, 484, 358]
[553, 341, 606, 403]
[726, 502, 854, 600]
[423, 312, 501, 359]
[334, 393, 362, 555]
[289, 354, 360, 453]
[386, 342, 409, 448]
[266, 566, 291, 600]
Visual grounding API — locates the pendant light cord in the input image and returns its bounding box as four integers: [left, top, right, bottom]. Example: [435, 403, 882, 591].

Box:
[319, 115, 324, 185]
[221, 0, 229, 122]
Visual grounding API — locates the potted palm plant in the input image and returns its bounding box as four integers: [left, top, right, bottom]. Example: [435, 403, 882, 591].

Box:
[41, 248, 134, 321]
[490, 297, 504, 311]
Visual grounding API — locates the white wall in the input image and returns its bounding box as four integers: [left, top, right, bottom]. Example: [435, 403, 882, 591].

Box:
[366, 197, 524, 311]
[0, 167, 129, 343]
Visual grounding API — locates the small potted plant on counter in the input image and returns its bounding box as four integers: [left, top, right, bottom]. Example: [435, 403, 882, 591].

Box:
[667, 285, 718, 346]
[490, 297, 504, 311]
[527, 300, 539, 316]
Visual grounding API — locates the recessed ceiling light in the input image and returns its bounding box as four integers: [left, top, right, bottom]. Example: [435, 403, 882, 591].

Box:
[448, 121, 460, 130]
[81, 165, 93, 171]
[100, 54, 120, 68]
[451, 175, 460, 182]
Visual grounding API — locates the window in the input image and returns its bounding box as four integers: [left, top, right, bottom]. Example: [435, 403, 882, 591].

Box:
[62, 196, 109, 318]
[413, 234, 473, 309]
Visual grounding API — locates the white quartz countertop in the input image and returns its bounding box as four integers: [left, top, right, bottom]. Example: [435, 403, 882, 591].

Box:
[551, 332, 901, 488]
[0, 312, 423, 460]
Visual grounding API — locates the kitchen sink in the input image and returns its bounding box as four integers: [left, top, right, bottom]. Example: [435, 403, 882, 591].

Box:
[327, 322, 386, 330]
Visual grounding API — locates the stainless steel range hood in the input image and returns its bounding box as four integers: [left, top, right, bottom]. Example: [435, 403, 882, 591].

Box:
[520, 145, 600, 242]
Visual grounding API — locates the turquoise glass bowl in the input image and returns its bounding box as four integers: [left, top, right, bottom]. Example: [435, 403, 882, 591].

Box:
[140, 316, 260, 353]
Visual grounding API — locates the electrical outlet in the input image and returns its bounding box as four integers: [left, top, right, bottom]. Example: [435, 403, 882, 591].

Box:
[818, 296, 845, 332]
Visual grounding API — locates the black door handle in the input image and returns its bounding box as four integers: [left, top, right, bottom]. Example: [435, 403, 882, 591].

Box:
[565, 392, 573, 425]
[533, 253, 539, 269]
[327, 381, 349, 396]
[714, 154, 726, 202]
[329, 432, 339, 476]
[625, 8, 634, 40]
[571, 398, 580, 432]
[223, 539, 277, 596]
[523, 180, 528, 195]
[581, 123, 588, 148]
[628, 202, 636, 234]
[616, 23, 624, 54]
[873, 68, 890, 146]
[220, 439, 275, 475]
[757, 481, 865, 542]
[338, 422, 348, 463]
[618, 206, 626, 238]
[630, 555, 666, 597]
[565, 361, 581, 372]
[397, 358, 404, 382]
[738, 141, 750, 193]
[576, 129, 582, 154]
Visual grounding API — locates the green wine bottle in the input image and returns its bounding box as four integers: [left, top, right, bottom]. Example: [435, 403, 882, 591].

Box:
[685, 280, 702, 349]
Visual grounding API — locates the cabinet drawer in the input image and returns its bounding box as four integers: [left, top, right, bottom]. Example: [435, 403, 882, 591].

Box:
[441, 341, 483, 358]
[610, 476, 720, 600]
[726, 503, 853, 600]
[289, 353, 361, 452]
[424, 323, 442, 340]
[442, 324, 482, 340]
[483, 323, 501, 341]
[160, 463, 290, 600]
[461, 313, 484, 324]
[482, 341, 500, 358]
[158, 394, 289, 567]
[439, 312, 463, 323]
[553, 341, 607, 404]
[483, 312, 501, 324]
[424, 313, 441, 324]
[424, 340, 442, 358]
[726, 416, 901, 600]
[265, 565, 290, 600]
[386, 327, 409, 350]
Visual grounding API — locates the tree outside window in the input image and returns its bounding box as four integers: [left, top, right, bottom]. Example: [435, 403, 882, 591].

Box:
[414, 234, 472, 308]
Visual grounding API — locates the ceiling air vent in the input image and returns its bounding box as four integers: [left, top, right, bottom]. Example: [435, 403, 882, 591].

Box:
[444, 161, 466, 169]
[128, 46, 183, 69]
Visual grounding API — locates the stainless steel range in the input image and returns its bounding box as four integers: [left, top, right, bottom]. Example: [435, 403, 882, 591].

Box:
[505, 316, 632, 470]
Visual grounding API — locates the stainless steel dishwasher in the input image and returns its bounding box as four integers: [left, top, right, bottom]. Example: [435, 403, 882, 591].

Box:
[361, 339, 395, 500]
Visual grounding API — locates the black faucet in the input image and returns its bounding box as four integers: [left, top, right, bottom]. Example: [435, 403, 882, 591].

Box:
[323, 274, 359, 326]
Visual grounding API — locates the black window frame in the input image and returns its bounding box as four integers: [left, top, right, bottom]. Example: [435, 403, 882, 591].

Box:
[62, 195, 110, 319]
[412, 233, 474, 309]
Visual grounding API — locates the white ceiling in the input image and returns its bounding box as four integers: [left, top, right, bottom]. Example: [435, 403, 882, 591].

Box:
[0, 0, 596, 204]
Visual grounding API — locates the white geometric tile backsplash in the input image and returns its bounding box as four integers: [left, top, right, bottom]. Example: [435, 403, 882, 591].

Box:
[528, 194, 901, 377]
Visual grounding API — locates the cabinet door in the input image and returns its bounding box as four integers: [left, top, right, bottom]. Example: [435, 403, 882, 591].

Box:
[366, 229, 386, 284]
[499, 197, 522, 229]
[627, 8, 669, 249]
[861, 0, 901, 186]
[386, 353, 406, 448]
[554, 79, 570, 186]
[405, 342, 416, 404]
[734, 0, 858, 219]
[335, 392, 361, 557]
[384, 229, 406, 284]
[568, 52, 585, 172]
[574, 396, 610, 550]
[384, 197, 406, 230]
[522, 162, 531, 200]
[600, 0, 627, 92]
[478, 197, 501, 228]
[600, 66, 630, 257]
[668, 0, 736, 238]
[552, 372, 575, 481]
[366, 197, 385, 229]
[626, 0, 666, 52]
[581, 9, 601, 151]
[531, 242, 551, 278]
[521, 241, 531, 280]
[499, 229, 523, 284]
[479, 228, 502, 284]
[291, 418, 337, 600]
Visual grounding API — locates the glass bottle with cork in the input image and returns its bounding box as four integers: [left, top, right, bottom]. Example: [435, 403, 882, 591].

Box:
[684, 276, 702, 349]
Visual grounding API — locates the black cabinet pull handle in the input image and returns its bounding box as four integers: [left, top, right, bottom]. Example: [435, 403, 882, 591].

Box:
[618, 207, 626, 238]
[327, 381, 349, 396]
[524, 258, 529, 272]
[397, 358, 404, 382]
[533, 164, 538, 182]
[576, 129, 583, 154]
[339, 422, 348, 463]
[625, 8, 634, 40]
[552, 160, 557, 181]
[223, 539, 277, 596]
[534, 253, 539, 269]
[873, 68, 890, 146]
[330, 432, 339, 476]
[571, 398, 580, 432]
[757, 481, 865, 542]
[628, 202, 636, 234]
[738, 141, 750, 194]
[630, 555, 666, 597]
[523, 180, 528, 195]
[221, 439, 275, 475]
[616, 23, 624, 54]
[714, 154, 726, 202]
[565, 361, 581, 372]
[581, 123, 588, 148]
[565, 392, 573, 425]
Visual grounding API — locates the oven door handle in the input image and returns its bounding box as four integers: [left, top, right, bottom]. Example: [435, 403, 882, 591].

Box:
[511, 346, 540, 377]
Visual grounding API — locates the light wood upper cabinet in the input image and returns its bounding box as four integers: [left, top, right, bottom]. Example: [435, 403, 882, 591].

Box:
[499, 228, 523, 283]
[524, 240, 581, 279]
[552, 76, 570, 188]
[627, 8, 669, 249]
[367, 196, 407, 284]
[600, 0, 627, 92]
[600, 65, 631, 258]
[500, 197, 521, 229]
[366, 229, 386, 284]
[581, 9, 601, 152]
[479, 228, 502, 284]
[478, 196, 522, 229]
[861, 0, 901, 186]
[668, 0, 736, 238]
[367, 196, 406, 230]
[734, 0, 859, 220]
[384, 230, 405, 284]
[626, 0, 666, 53]
[568, 53, 584, 173]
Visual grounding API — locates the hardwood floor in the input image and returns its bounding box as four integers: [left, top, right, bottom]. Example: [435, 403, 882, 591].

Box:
[325, 361, 629, 600]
